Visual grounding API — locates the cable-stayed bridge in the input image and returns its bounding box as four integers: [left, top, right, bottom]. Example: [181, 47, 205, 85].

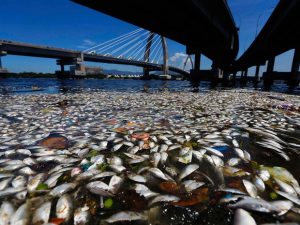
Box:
[0, 29, 191, 77]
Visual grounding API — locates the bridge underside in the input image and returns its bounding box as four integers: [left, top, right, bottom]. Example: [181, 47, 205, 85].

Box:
[72, 0, 239, 69]
[234, 0, 300, 71]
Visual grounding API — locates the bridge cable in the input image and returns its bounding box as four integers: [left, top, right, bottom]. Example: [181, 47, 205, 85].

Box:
[156, 50, 163, 64]
[148, 40, 162, 63]
[152, 43, 163, 64]
[138, 35, 161, 61]
[111, 31, 149, 56]
[96, 29, 147, 54]
[131, 34, 155, 60]
[139, 35, 160, 61]
[121, 31, 151, 58]
[83, 28, 143, 53]
[97, 30, 148, 54]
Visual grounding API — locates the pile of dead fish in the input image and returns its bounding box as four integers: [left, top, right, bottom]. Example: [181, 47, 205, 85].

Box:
[0, 90, 300, 225]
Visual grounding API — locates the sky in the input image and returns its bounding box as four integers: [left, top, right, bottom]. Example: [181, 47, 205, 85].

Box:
[0, 0, 295, 75]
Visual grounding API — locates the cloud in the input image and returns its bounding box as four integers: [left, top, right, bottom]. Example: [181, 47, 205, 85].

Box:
[77, 39, 97, 49]
[169, 52, 192, 70]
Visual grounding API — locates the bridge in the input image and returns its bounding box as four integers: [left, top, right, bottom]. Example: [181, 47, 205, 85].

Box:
[72, 0, 239, 80]
[0, 29, 190, 77]
[232, 0, 300, 88]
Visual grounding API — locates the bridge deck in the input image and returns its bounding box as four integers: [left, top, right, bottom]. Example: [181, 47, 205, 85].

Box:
[72, 0, 239, 69]
[0, 40, 189, 76]
[234, 0, 300, 71]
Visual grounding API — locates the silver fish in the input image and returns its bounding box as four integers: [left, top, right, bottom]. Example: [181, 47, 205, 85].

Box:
[0, 201, 15, 225]
[10, 202, 31, 225]
[32, 202, 51, 224]
[105, 211, 148, 223]
[74, 205, 90, 225]
[56, 194, 73, 222]
[178, 164, 199, 181]
[234, 209, 256, 225]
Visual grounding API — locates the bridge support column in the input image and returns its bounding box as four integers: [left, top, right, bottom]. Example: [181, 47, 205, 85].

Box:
[263, 56, 275, 89]
[190, 52, 201, 82]
[255, 65, 260, 82]
[0, 51, 8, 74]
[241, 69, 248, 86]
[194, 53, 201, 71]
[60, 64, 65, 73]
[289, 48, 300, 87]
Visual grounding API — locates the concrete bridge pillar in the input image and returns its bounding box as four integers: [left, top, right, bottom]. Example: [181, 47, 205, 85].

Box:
[190, 52, 202, 82]
[267, 56, 275, 73]
[255, 65, 260, 82]
[194, 52, 201, 72]
[292, 48, 300, 78]
[264, 56, 275, 89]
[60, 64, 65, 73]
[0, 51, 8, 73]
[289, 48, 300, 87]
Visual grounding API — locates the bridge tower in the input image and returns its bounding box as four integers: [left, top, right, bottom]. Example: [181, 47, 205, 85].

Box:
[143, 32, 168, 79]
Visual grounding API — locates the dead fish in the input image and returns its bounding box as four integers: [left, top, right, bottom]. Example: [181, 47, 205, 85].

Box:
[44, 173, 63, 188]
[10, 202, 31, 225]
[274, 178, 297, 196]
[12, 176, 27, 188]
[49, 183, 76, 197]
[178, 164, 199, 182]
[257, 170, 270, 181]
[108, 176, 123, 194]
[0, 187, 26, 198]
[148, 168, 169, 181]
[234, 209, 256, 225]
[270, 200, 293, 216]
[229, 198, 275, 213]
[86, 181, 113, 197]
[56, 194, 73, 222]
[182, 180, 205, 192]
[275, 190, 300, 206]
[148, 195, 180, 206]
[74, 205, 90, 225]
[128, 173, 146, 183]
[133, 184, 159, 199]
[151, 153, 161, 167]
[32, 202, 51, 225]
[91, 172, 116, 180]
[0, 178, 12, 191]
[204, 147, 224, 158]
[0, 201, 15, 225]
[227, 158, 241, 167]
[243, 180, 258, 198]
[253, 176, 265, 192]
[105, 211, 148, 223]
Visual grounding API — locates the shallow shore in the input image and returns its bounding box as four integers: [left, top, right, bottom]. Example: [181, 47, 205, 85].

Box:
[0, 90, 300, 225]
